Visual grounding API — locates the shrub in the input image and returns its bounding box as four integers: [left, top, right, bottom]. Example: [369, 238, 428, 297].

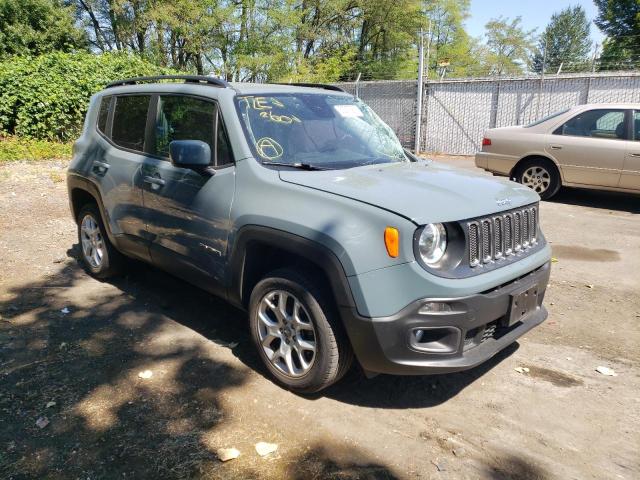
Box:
[0, 135, 71, 161]
[0, 52, 174, 141]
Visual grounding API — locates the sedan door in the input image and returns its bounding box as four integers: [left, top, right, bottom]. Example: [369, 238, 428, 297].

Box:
[141, 94, 236, 290]
[620, 110, 640, 190]
[548, 108, 627, 187]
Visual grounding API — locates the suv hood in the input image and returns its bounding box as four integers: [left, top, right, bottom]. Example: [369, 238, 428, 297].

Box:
[279, 161, 538, 225]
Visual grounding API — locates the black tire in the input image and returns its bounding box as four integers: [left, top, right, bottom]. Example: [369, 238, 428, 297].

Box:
[248, 268, 353, 393]
[514, 158, 561, 200]
[76, 203, 124, 279]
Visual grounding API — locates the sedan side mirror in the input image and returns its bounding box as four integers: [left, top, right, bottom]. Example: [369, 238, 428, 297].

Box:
[169, 140, 211, 169]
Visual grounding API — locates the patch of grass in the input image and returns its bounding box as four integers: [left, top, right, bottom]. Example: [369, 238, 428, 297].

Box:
[0, 136, 72, 162]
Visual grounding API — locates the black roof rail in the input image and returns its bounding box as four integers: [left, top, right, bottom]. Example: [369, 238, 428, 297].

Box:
[105, 75, 230, 89]
[278, 82, 346, 93]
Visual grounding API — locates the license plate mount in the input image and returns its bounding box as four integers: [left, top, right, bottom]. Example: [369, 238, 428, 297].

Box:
[506, 284, 540, 327]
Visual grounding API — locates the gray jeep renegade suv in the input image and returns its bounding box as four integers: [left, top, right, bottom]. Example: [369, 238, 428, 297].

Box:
[67, 75, 551, 393]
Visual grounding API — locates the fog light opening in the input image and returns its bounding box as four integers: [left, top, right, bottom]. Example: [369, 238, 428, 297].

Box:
[410, 327, 460, 353]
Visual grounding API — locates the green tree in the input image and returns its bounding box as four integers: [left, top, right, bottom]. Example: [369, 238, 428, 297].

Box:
[531, 6, 592, 73]
[424, 0, 481, 78]
[482, 16, 536, 75]
[0, 0, 86, 56]
[594, 0, 640, 70]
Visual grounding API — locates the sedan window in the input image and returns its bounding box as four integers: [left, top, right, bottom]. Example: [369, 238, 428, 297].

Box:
[554, 109, 626, 140]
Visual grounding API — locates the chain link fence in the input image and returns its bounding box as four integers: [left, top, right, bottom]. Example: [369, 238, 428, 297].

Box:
[337, 72, 640, 155]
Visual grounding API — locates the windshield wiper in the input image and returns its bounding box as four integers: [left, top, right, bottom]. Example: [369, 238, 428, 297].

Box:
[262, 161, 328, 171]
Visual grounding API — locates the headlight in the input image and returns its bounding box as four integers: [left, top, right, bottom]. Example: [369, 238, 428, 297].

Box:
[418, 223, 447, 265]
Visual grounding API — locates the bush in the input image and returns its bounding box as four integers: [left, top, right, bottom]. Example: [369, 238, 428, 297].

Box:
[0, 135, 71, 161]
[0, 52, 174, 141]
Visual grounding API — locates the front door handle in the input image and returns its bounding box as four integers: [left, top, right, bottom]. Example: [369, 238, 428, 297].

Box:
[143, 175, 165, 190]
[550, 145, 562, 150]
[630, 153, 640, 157]
[92, 161, 110, 175]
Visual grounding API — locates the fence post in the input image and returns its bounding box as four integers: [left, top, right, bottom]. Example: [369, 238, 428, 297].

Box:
[489, 81, 500, 128]
[355, 72, 361, 99]
[414, 28, 424, 153]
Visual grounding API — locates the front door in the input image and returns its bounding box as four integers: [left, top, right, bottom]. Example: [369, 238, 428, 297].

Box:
[620, 110, 640, 190]
[548, 108, 627, 187]
[141, 94, 236, 288]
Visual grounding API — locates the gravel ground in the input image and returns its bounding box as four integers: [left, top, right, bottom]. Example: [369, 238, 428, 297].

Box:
[0, 156, 638, 479]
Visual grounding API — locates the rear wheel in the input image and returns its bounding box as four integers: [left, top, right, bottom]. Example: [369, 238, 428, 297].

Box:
[515, 158, 561, 200]
[248, 269, 353, 393]
[77, 204, 123, 278]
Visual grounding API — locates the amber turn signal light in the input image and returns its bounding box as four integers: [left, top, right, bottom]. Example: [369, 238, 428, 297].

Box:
[384, 227, 399, 258]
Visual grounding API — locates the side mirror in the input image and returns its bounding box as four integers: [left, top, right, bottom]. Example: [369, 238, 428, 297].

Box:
[169, 140, 211, 169]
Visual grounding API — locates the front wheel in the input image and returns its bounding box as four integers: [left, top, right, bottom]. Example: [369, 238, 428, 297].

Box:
[515, 159, 561, 200]
[248, 269, 353, 393]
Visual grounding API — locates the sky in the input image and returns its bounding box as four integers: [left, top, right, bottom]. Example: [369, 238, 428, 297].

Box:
[466, 0, 605, 47]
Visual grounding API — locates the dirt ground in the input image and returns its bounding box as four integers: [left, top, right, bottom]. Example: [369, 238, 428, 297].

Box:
[0, 156, 639, 479]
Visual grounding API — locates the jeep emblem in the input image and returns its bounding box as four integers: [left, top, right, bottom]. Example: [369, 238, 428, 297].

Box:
[496, 198, 512, 207]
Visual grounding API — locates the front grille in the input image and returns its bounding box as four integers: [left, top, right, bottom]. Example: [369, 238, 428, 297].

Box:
[468, 204, 539, 267]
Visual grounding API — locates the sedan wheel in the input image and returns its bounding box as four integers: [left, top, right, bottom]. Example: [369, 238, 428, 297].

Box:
[521, 166, 551, 194]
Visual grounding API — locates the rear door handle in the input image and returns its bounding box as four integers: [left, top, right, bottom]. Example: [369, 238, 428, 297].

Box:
[630, 153, 640, 157]
[550, 145, 562, 150]
[143, 175, 165, 190]
[92, 161, 110, 174]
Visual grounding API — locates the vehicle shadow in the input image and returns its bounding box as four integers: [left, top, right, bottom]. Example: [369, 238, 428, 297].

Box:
[550, 187, 640, 213]
[87, 250, 520, 410]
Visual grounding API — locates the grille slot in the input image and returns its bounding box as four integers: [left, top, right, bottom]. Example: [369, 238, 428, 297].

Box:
[467, 204, 539, 268]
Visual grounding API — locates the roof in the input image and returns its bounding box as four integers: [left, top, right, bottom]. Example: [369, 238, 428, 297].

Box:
[103, 75, 350, 96]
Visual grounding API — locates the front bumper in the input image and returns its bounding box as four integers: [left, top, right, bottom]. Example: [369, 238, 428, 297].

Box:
[341, 261, 550, 375]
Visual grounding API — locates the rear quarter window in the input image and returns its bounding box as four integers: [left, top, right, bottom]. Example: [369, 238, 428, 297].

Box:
[111, 95, 150, 152]
[97, 96, 110, 135]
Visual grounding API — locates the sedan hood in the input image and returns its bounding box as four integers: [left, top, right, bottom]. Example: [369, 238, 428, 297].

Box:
[279, 161, 539, 225]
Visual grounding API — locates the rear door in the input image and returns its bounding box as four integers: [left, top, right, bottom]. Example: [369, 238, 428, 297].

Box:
[620, 110, 640, 190]
[549, 108, 627, 187]
[92, 94, 151, 261]
[141, 94, 236, 288]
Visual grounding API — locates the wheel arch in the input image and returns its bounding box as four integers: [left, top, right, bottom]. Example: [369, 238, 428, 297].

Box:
[227, 226, 356, 314]
[67, 174, 116, 242]
[510, 154, 564, 184]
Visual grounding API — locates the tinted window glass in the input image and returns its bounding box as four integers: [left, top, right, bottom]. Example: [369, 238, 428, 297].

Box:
[112, 96, 149, 151]
[97, 96, 110, 134]
[216, 115, 233, 165]
[156, 96, 215, 159]
[634, 111, 640, 141]
[555, 109, 626, 139]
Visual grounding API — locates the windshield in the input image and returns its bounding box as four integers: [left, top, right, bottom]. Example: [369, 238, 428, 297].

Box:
[525, 109, 570, 127]
[234, 93, 408, 169]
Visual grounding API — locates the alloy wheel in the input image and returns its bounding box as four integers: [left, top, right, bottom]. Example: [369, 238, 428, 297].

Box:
[257, 290, 317, 377]
[80, 214, 104, 269]
[522, 166, 551, 194]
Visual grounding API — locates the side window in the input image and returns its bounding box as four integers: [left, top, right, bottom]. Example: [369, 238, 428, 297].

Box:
[112, 95, 150, 152]
[216, 114, 233, 166]
[554, 109, 626, 139]
[97, 96, 110, 135]
[156, 95, 215, 159]
[634, 111, 640, 141]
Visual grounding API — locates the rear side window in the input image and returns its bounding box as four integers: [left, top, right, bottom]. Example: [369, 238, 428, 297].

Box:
[554, 109, 627, 139]
[112, 95, 150, 152]
[155, 95, 215, 159]
[97, 96, 110, 134]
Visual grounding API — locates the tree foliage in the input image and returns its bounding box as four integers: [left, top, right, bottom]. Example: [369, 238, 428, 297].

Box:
[531, 6, 592, 73]
[0, 0, 86, 57]
[594, 0, 640, 70]
[0, 52, 174, 140]
[482, 16, 536, 75]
